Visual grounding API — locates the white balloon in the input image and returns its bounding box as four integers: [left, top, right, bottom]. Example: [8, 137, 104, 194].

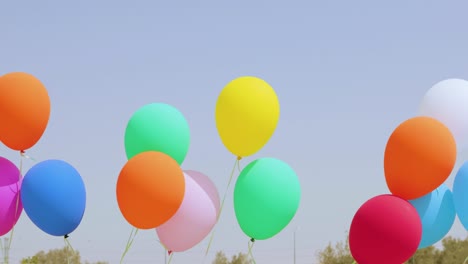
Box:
[419, 78, 468, 150]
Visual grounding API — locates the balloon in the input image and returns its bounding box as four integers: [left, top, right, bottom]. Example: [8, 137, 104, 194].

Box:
[0, 157, 23, 236]
[184, 170, 220, 216]
[420, 79, 468, 149]
[21, 160, 86, 236]
[384, 116, 456, 200]
[215, 76, 280, 158]
[0, 72, 51, 151]
[349, 195, 422, 264]
[157, 172, 218, 252]
[234, 158, 300, 240]
[409, 192, 437, 229]
[0, 156, 21, 187]
[124, 103, 190, 165]
[116, 151, 185, 229]
[409, 184, 455, 249]
[452, 162, 468, 230]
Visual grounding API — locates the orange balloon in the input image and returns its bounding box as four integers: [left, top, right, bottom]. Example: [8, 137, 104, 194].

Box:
[116, 151, 185, 229]
[0, 72, 51, 151]
[384, 116, 456, 200]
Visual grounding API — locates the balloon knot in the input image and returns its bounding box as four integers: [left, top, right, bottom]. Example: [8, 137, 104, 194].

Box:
[20, 150, 25, 155]
[168, 250, 173, 255]
[250, 238, 255, 243]
[64, 234, 69, 239]
[237, 156, 242, 160]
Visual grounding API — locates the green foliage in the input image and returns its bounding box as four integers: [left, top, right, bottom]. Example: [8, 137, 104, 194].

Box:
[316, 234, 468, 264]
[212, 251, 252, 264]
[316, 235, 354, 264]
[20, 247, 108, 264]
[405, 236, 468, 264]
[436, 236, 468, 264]
[213, 252, 229, 264]
[405, 246, 440, 264]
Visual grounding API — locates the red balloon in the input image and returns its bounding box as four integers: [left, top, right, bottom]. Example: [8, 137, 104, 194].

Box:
[349, 195, 422, 264]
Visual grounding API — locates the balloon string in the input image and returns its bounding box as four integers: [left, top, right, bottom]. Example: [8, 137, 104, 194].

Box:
[0, 239, 5, 264]
[167, 252, 174, 264]
[203, 157, 241, 261]
[20, 150, 36, 162]
[1, 238, 8, 264]
[157, 239, 168, 251]
[2, 152, 26, 264]
[120, 227, 138, 264]
[248, 239, 257, 264]
[64, 235, 76, 264]
[155, 240, 169, 264]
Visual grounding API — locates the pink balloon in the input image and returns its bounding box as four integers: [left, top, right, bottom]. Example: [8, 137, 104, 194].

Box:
[0, 157, 23, 236]
[156, 172, 218, 252]
[184, 170, 220, 216]
[349, 194, 422, 264]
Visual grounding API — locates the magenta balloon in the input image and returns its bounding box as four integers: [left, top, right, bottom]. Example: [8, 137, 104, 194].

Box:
[349, 194, 422, 264]
[184, 170, 220, 216]
[0, 156, 21, 186]
[156, 172, 218, 252]
[0, 157, 23, 236]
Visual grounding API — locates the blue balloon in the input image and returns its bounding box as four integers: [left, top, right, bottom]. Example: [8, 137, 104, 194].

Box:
[409, 184, 455, 249]
[21, 160, 86, 236]
[453, 162, 468, 230]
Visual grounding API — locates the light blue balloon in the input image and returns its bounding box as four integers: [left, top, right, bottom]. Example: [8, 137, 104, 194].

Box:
[453, 162, 468, 230]
[410, 191, 438, 227]
[21, 160, 86, 236]
[409, 184, 455, 249]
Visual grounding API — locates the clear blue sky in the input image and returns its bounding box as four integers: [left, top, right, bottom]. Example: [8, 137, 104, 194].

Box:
[2, 1, 468, 263]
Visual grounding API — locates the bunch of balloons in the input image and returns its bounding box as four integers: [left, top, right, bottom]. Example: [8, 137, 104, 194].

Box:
[116, 76, 301, 260]
[348, 79, 468, 264]
[215, 76, 301, 242]
[423, 79, 468, 247]
[0, 72, 86, 239]
[116, 103, 220, 255]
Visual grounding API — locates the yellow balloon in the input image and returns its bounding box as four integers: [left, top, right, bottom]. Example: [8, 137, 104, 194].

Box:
[215, 76, 280, 158]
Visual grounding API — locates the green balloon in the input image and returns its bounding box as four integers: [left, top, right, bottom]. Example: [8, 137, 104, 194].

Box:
[234, 158, 301, 240]
[124, 103, 190, 165]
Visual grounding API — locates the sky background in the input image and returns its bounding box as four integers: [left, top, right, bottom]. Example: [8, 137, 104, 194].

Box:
[2, 0, 468, 263]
